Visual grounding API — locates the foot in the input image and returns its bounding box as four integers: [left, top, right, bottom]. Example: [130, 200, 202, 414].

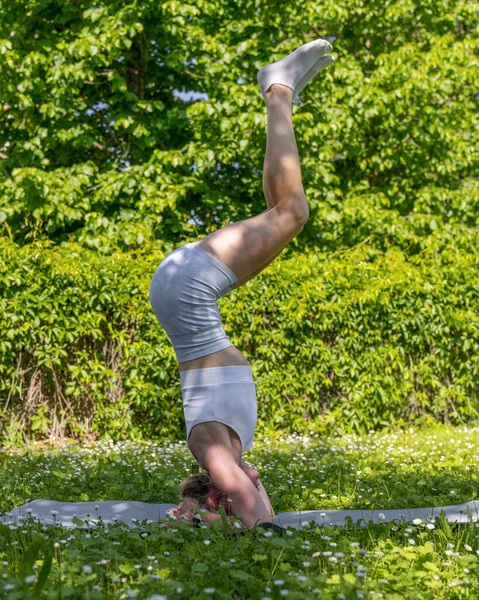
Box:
[293, 54, 335, 104]
[257, 39, 333, 102]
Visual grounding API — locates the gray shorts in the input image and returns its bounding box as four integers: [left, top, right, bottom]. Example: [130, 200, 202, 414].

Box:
[149, 243, 238, 363]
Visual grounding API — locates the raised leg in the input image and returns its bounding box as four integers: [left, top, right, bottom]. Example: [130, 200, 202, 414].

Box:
[192, 85, 309, 286]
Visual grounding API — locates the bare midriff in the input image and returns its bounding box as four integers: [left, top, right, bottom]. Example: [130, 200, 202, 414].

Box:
[179, 346, 250, 372]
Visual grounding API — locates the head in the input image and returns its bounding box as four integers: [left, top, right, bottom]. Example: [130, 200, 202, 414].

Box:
[178, 471, 230, 512]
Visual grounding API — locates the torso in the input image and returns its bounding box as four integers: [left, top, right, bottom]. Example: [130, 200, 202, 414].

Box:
[179, 346, 250, 372]
[179, 347, 249, 468]
[178, 244, 250, 464]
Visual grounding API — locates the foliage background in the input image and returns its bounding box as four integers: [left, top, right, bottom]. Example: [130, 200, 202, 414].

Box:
[0, 0, 478, 444]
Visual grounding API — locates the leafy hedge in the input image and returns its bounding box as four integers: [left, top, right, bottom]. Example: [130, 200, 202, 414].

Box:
[0, 0, 478, 443]
[1, 233, 478, 445]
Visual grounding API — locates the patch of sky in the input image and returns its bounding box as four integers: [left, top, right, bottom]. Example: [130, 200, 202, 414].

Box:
[85, 102, 109, 116]
[173, 89, 209, 102]
[188, 209, 205, 226]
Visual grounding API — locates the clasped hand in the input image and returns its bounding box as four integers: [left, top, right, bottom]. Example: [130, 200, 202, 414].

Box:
[168, 497, 201, 522]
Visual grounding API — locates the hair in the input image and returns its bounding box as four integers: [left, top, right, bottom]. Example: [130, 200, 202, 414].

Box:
[177, 471, 215, 505]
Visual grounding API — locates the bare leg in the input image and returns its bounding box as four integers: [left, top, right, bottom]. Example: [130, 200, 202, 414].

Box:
[192, 84, 309, 284]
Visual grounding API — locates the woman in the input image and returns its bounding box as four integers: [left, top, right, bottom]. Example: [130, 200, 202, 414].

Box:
[149, 39, 335, 528]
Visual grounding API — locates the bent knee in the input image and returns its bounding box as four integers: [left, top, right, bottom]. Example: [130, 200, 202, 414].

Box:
[277, 196, 309, 229]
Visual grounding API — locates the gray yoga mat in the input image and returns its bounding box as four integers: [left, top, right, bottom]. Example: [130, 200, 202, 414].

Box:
[2, 499, 479, 530]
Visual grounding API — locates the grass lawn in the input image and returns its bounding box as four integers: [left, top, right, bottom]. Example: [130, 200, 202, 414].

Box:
[1, 424, 479, 599]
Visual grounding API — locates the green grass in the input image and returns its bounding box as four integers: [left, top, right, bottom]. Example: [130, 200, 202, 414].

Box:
[2, 424, 479, 599]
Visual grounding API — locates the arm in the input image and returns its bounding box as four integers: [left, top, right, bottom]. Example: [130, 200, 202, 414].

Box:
[240, 461, 275, 520]
[203, 445, 272, 528]
[169, 498, 246, 531]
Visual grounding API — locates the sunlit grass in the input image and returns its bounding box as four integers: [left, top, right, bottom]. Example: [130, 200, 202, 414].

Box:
[1, 424, 479, 599]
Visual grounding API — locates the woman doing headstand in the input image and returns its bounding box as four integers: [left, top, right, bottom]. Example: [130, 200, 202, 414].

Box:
[149, 39, 335, 528]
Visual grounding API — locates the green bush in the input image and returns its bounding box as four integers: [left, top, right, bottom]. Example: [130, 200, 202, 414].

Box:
[0, 0, 478, 443]
[1, 233, 478, 445]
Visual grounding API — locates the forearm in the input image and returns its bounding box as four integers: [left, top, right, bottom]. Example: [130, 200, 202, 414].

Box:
[199, 509, 245, 530]
[256, 480, 275, 520]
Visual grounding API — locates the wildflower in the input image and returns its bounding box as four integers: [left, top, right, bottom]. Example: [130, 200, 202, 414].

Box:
[229, 559, 236, 563]
[82, 565, 92, 574]
[204, 540, 211, 546]
[312, 552, 321, 558]
[204, 588, 215, 594]
[465, 544, 472, 552]
[164, 551, 170, 556]
[426, 523, 435, 530]
[263, 531, 273, 537]
[408, 539, 416, 545]
[297, 575, 307, 582]
[24, 575, 36, 584]
[274, 580, 285, 586]
[286, 529, 293, 536]
[378, 513, 385, 520]
[280, 591, 289, 597]
[303, 561, 310, 567]
[146, 596, 168, 600]
[413, 518, 422, 525]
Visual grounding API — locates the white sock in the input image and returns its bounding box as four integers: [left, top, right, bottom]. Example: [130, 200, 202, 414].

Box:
[257, 39, 332, 101]
[292, 54, 335, 104]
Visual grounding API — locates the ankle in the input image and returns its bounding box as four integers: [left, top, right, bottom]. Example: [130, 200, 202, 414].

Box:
[265, 84, 293, 104]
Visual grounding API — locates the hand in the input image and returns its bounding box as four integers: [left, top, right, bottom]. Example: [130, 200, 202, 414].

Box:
[240, 462, 261, 490]
[168, 497, 200, 522]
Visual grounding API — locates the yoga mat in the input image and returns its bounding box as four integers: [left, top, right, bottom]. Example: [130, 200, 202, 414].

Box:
[2, 499, 479, 530]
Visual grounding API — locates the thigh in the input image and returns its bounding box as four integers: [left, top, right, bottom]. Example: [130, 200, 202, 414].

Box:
[191, 203, 305, 283]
